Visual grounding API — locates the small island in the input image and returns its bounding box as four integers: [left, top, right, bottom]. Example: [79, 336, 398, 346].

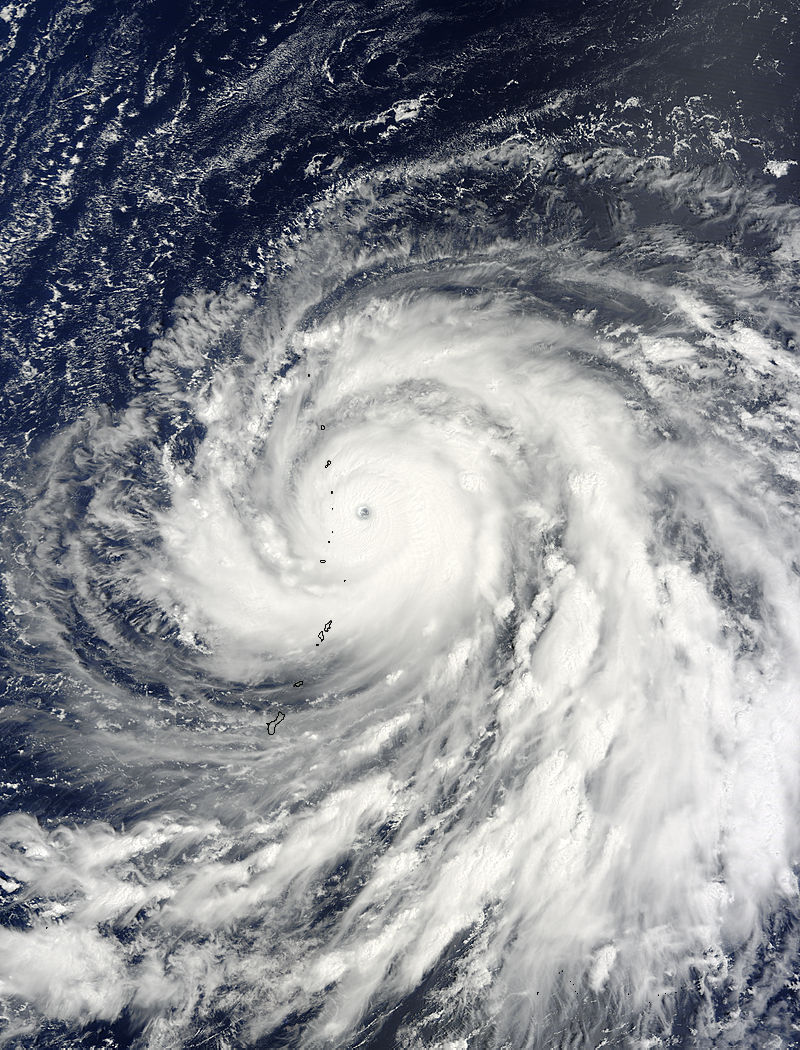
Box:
[266, 711, 285, 736]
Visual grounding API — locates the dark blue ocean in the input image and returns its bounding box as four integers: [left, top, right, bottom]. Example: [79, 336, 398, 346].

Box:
[1, 1, 800, 1047]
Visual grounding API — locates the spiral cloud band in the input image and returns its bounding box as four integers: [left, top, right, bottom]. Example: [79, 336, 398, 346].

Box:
[2, 131, 800, 1048]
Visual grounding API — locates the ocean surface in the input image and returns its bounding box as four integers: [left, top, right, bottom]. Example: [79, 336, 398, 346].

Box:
[1, 1, 800, 1047]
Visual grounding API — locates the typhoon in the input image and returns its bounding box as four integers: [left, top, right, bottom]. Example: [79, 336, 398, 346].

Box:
[1, 1, 800, 1048]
